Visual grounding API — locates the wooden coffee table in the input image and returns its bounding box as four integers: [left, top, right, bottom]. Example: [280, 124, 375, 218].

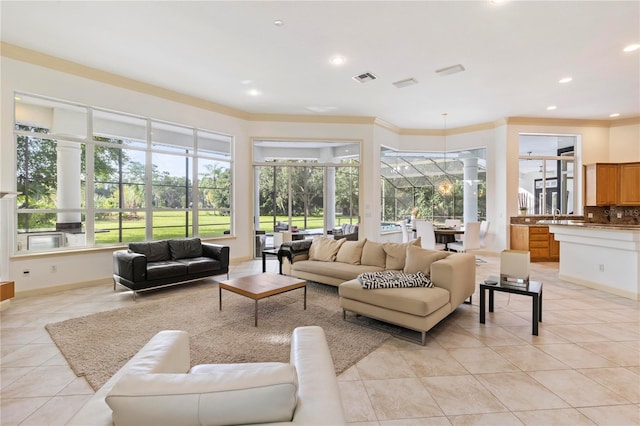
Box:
[218, 273, 307, 326]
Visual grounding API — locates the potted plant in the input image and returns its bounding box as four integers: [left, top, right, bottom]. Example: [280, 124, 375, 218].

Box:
[518, 193, 528, 216]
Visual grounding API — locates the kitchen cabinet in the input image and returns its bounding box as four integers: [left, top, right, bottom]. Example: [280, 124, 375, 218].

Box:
[510, 225, 558, 262]
[584, 163, 619, 206]
[619, 162, 640, 205]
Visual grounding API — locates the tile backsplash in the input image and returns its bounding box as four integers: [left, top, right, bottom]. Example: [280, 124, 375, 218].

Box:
[584, 206, 640, 225]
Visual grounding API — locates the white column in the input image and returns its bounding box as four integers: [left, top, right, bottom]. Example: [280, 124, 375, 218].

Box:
[463, 157, 478, 225]
[56, 141, 82, 229]
[253, 166, 261, 230]
[326, 167, 336, 231]
[52, 108, 85, 232]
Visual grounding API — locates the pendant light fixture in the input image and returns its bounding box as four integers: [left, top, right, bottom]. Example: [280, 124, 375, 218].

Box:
[437, 113, 454, 195]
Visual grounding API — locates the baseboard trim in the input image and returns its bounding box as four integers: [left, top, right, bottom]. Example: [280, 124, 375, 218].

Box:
[558, 273, 639, 301]
[15, 278, 112, 299]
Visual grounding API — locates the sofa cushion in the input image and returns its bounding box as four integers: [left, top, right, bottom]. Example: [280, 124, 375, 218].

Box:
[360, 240, 386, 268]
[168, 238, 202, 260]
[403, 245, 451, 275]
[339, 279, 450, 317]
[146, 261, 188, 280]
[177, 257, 220, 274]
[106, 362, 298, 426]
[336, 238, 366, 265]
[128, 240, 171, 262]
[308, 236, 346, 262]
[292, 260, 385, 281]
[382, 238, 421, 270]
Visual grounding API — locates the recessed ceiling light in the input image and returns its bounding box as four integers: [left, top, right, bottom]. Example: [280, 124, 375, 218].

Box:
[274, 19, 284, 27]
[623, 43, 640, 52]
[610, 113, 620, 117]
[14, 96, 21, 101]
[240, 79, 254, 85]
[546, 105, 557, 111]
[559, 77, 573, 84]
[435, 64, 465, 76]
[248, 89, 260, 96]
[330, 56, 346, 66]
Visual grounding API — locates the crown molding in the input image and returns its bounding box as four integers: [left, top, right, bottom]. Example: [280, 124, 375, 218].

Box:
[1, 42, 250, 120]
[3, 43, 638, 134]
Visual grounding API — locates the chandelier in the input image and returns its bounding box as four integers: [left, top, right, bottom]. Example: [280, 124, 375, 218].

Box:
[437, 113, 454, 195]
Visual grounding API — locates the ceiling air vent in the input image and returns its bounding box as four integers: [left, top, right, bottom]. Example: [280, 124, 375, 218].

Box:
[393, 77, 419, 88]
[352, 72, 377, 83]
[435, 64, 465, 77]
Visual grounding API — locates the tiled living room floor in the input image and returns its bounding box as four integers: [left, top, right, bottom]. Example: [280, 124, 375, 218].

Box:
[1, 255, 639, 425]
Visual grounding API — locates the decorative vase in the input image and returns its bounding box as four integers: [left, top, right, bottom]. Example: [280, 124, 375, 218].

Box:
[519, 208, 527, 216]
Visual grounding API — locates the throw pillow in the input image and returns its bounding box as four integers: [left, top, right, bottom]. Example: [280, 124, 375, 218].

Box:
[360, 240, 386, 268]
[335, 238, 366, 264]
[382, 238, 422, 270]
[403, 244, 451, 275]
[308, 236, 346, 262]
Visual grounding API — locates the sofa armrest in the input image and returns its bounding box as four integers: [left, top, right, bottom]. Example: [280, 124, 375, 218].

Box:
[113, 250, 147, 283]
[67, 330, 191, 426]
[289, 326, 346, 425]
[430, 253, 476, 307]
[202, 243, 230, 268]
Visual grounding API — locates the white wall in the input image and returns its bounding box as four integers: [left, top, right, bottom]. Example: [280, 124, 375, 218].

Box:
[609, 122, 640, 162]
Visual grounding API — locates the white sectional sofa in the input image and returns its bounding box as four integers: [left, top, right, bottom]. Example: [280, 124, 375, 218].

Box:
[67, 327, 346, 426]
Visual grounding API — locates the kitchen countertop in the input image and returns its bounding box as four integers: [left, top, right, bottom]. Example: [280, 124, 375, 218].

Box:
[537, 220, 640, 230]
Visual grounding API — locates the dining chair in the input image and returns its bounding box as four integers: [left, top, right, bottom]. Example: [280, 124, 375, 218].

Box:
[398, 221, 410, 243]
[479, 220, 490, 247]
[447, 221, 481, 253]
[415, 219, 446, 251]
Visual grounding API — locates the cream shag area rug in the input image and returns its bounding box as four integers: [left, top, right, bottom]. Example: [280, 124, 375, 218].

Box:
[46, 280, 391, 391]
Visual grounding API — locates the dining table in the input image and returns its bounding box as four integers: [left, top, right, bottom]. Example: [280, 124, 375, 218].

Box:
[433, 226, 465, 245]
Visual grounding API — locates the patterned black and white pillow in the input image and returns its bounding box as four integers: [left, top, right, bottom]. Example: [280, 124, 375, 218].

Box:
[358, 271, 433, 289]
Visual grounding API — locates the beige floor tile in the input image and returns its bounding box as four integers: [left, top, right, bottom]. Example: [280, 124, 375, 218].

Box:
[356, 350, 416, 380]
[542, 324, 611, 343]
[20, 394, 92, 426]
[481, 310, 532, 328]
[2, 365, 78, 398]
[513, 408, 596, 425]
[380, 417, 452, 425]
[338, 381, 378, 423]
[0, 343, 60, 368]
[502, 325, 569, 344]
[535, 343, 618, 369]
[578, 404, 640, 426]
[448, 347, 519, 374]
[0, 367, 35, 390]
[577, 341, 640, 366]
[475, 372, 569, 411]
[431, 325, 485, 349]
[0, 397, 50, 426]
[421, 375, 507, 415]
[57, 376, 94, 396]
[448, 412, 524, 425]
[528, 369, 631, 407]
[577, 367, 640, 403]
[347, 422, 380, 426]
[462, 324, 525, 347]
[338, 365, 362, 381]
[364, 378, 443, 420]
[492, 345, 570, 371]
[587, 322, 640, 342]
[400, 347, 468, 377]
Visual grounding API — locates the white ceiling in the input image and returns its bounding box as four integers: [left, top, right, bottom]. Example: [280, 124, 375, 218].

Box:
[2, 1, 639, 129]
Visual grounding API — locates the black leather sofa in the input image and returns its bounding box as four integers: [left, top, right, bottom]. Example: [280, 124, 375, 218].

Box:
[113, 237, 230, 299]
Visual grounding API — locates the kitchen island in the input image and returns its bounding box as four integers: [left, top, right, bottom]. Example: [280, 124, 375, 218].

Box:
[539, 220, 640, 300]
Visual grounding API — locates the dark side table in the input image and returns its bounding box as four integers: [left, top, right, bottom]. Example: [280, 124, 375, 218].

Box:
[479, 278, 543, 335]
[261, 248, 281, 274]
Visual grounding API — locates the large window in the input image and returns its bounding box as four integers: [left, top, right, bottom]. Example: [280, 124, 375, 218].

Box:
[253, 140, 360, 240]
[15, 93, 233, 254]
[380, 147, 487, 223]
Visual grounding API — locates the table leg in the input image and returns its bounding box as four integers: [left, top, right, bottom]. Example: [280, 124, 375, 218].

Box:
[304, 285, 307, 310]
[532, 294, 539, 335]
[219, 286, 222, 310]
[254, 300, 258, 327]
[479, 286, 486, 324]
[489, 289, 494, 312]
[539, 287, 543, 322]
[262, 252, 267, 273]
